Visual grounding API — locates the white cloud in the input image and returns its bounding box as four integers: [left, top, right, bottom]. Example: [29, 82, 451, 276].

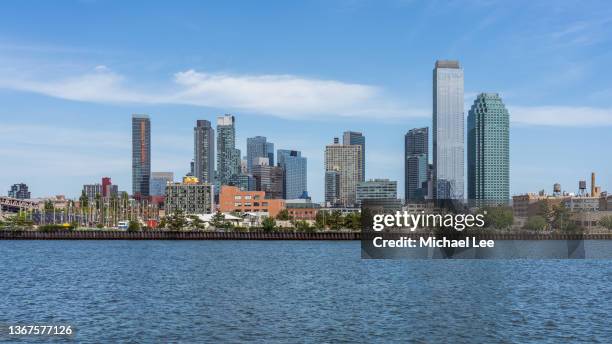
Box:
[0, 66, 424, 120]
[509, 106, 612, 126]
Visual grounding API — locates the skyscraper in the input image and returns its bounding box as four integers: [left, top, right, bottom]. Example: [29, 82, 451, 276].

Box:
[467, 93, 510, 205]
[150, 172, 174, 196]
[405, 127, 429, 201]
[324, 171, 340, 206]
[433, 60, 464, 200]
[325, 138, 362, 206]
[246, 136, 268, 172]
[132, 114, 151, 198]
[216, 114, 241, 186]
[252, 158, 284, 199]
[266, 142, 275, 166]
[343, 131, 365, 181]
[8, 183, 30, 199]
[194, 120, 215, 184]
[277, 149, 307, 199]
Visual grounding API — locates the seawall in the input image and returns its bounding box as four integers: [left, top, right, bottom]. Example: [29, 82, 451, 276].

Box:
[1, 230, 612, 240]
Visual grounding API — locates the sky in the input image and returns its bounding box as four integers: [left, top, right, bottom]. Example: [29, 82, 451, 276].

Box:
[1, 0, 611, 202]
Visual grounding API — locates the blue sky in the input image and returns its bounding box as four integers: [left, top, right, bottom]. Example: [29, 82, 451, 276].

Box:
[1, 0, 611, 201]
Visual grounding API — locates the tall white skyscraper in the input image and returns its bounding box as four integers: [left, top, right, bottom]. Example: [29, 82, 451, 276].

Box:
[433, 60, 464, 200]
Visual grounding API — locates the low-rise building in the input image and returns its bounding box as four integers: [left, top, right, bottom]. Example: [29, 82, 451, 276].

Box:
[356, 179, 397, 205]
[512, 193, 569, 218]
[165, 176, 214, 214]
[285, 199, 320, 220]
[219, 186, 285, 217]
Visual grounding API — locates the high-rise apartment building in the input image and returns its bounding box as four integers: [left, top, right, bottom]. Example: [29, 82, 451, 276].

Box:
[467, 93, 510, 205]
[165, 176, 214, 214]
[405, 127, 429, 201]
[8, 183, 31, 199]
[343, 131, 365, 181]
[132, 114, 151, 198]
[277, 149, 307, 199]
[150, 172, 174, 196]
[356, 179, 397, 205]
[324, 171, 341, 206]
[216, 115, 241, 186]
[433, 60, 464, 200]
[324, 138, 362, 206]
[194, 120, 215, 184]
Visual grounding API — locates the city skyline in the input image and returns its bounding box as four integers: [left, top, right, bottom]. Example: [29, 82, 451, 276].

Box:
[1, 1, 611, 201]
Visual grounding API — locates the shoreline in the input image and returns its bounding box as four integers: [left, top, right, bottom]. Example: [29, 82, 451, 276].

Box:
[1, 230, 612, 240]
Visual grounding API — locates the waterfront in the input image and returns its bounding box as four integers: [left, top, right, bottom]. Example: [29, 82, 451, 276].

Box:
[1, 241, 612, 343]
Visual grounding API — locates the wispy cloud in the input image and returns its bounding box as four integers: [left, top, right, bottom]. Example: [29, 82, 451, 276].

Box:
[0, 65, 424, 120]
[510, 106, 612, 126]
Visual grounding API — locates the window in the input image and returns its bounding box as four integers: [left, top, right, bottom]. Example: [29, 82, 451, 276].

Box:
[234, 195, 242, 200]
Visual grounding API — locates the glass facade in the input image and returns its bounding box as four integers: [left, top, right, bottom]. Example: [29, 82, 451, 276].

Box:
[433, 60, 464, 200]
[194, 120, 215, 184]
[277, 149, 307, 199]
[356, 179, 397, 205]
[216, 115, 241, 186]
[132, 115, 151, 198]
[467, 93, 510, 205]
[404, 127, 429, 200]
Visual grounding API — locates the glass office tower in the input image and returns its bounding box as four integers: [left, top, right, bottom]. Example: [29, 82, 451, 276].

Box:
[132, 114, 151, 198]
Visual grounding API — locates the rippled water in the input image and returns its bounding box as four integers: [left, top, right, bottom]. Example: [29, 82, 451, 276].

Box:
[1, 241, 611, 343]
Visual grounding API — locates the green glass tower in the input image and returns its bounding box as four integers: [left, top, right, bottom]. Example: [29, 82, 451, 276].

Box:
[467, 93, 510, 205]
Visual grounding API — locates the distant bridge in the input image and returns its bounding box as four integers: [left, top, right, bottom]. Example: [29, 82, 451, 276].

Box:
[0, 196, 39, 212]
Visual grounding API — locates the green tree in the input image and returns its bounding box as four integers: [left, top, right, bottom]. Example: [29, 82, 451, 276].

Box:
[276, 209, 292, 221]
[188, 215, 206, 230]
[552, 204, 579, 232]
[44, 200, 55, 212]
[343, 212, 362, 231]
[166, 210, 187, 231]
[599, 215, 612, 230]
[211, 211, 225, 229]
[79, 190, 89, 208]
[483, 206, 514, 229]
[262, 216, 276, 232]
[523, 215, 548, 231]
[315, 211, 328, 229]
[295, 220, 315, 233]
[328, 210, 343, 230]
[127, 220, 141, 232]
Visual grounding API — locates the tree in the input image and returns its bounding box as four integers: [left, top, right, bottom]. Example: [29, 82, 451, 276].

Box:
[523, 215, 547, 231]
[599, 215, 612, 230]
[44, 200, 55, 212]
[211, 211, 225, 229]
[188, 215, 206, 230]
[328, 210, 343, 230]
[483, 206, 514, 229]
[295, 220, 315, 233]
[315, 211, 328, 229]
[166, 210, 187, 231]
[262, 216, 276, 232]
[276, 209, 292, 221]
[79, 190, 89, 208]
[127, 220, 141, 232]
[552, 204, 579, 232]
[343, 212, 362, 231]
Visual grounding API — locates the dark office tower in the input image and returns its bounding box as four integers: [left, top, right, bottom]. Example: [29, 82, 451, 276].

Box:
[343, 131, 365, 181]
[216, 114, 241, 186]
[468, 93, 510, 205]
[266, 142, 275, 166]
[278, 149, 307, 199]
[194, 120, 215, 184]
[433, 60, 464, 200]
[252, 158, 284, 199]
[132, 114, 151, 198]
[405, 127, 429, 201]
